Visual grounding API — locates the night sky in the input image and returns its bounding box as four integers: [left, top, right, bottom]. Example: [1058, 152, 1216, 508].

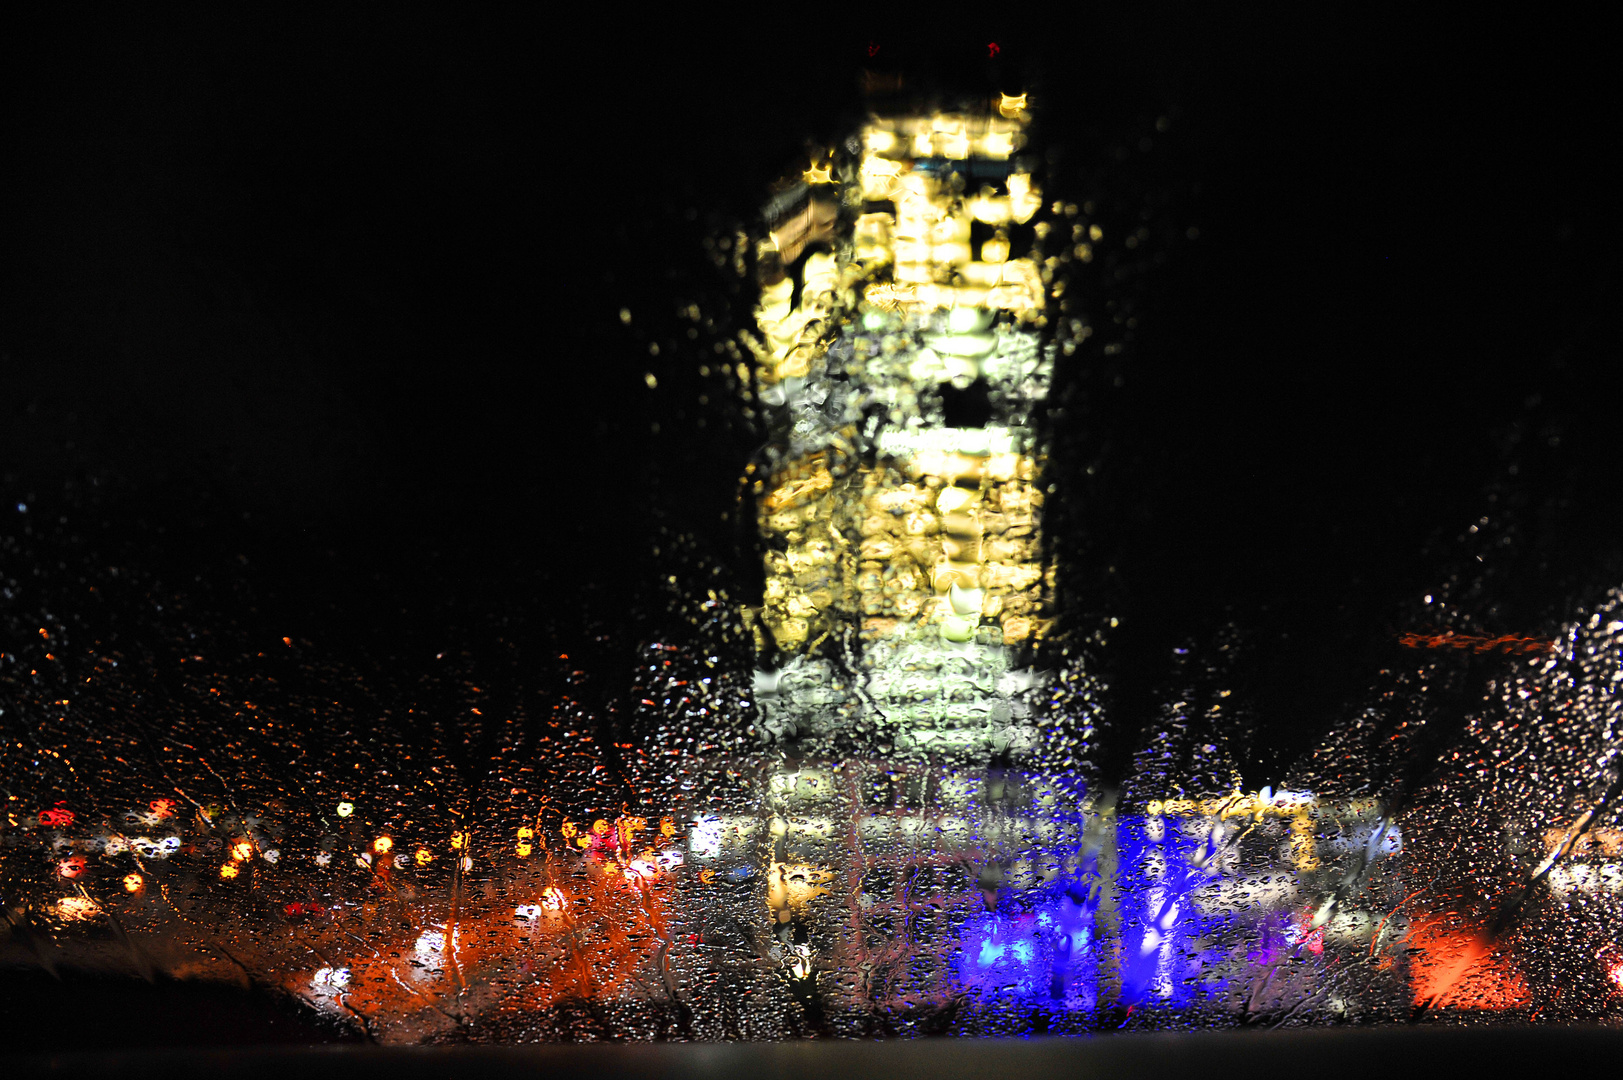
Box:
[2, 11, 1616, 775]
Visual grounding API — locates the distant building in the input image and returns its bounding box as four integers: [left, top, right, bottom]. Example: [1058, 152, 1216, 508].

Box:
[676, 761, 1411, 1027]
[745, 94, 1054, 759]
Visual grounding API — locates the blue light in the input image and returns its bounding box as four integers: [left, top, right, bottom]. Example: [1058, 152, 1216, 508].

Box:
[947, 804, 1279, 1015]
[1111, 814, 1242, 1008]
[959, 913, 1047, 1000]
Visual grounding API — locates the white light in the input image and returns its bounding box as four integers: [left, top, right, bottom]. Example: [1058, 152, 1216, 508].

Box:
[415, 930, 445, 959]
[312, 966, 350, 990]
[689, 815, 723, 858]
[948, 584, 984, 616]
[130, 836, 181, 859]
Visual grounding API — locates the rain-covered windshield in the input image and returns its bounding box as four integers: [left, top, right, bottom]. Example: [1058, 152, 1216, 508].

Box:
[2, 13, 1615, 1048]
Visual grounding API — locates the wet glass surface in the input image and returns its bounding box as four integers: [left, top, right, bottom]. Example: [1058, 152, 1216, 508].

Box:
[2, 12, 1618, 1048]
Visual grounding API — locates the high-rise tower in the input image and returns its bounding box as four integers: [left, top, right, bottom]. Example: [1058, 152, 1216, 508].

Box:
[746, 94, 1055, 758]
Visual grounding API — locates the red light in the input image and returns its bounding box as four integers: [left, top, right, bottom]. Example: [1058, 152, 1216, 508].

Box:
[1292, 905, 1326, 956]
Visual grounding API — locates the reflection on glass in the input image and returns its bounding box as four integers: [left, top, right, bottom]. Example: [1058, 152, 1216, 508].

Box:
[3, 89, 1622, 1043]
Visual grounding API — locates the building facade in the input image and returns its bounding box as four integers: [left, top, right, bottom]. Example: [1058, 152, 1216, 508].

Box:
[745, 94, 1056, 760]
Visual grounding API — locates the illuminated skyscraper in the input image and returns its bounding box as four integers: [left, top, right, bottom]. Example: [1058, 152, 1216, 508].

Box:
[709, 95, 1412, 1030]
[747, 94, 1055, 759]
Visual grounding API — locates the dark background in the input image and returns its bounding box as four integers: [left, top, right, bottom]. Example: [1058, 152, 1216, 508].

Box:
[2, 10, 1616, 781]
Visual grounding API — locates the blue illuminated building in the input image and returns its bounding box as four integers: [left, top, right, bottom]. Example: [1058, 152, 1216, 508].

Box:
[680, 768, 1407, 1030]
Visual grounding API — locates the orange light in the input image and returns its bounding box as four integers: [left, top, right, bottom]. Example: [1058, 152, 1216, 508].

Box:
[123, 873, 143, 892]
[1399, 631, 1555, 655]
[540, 886, 568, 911]
[561, 821, 578, 838]
[220, 863, 240, 879]
[592, 819, 611, 837]
[517, 826, 534, 839]
[415, 847, 433, 866]
[516, 842, 533, 857]
[231, 840, 252, 861]
[373, 836, 393, 854]
[1408, 918, 1529, 1011]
